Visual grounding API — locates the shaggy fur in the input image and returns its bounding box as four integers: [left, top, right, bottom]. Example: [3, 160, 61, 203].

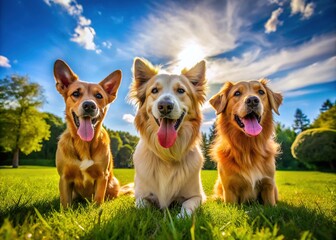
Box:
[129, 57, 207, 217]
[54, 59, 122, 208]
[209, 79, 283, 205]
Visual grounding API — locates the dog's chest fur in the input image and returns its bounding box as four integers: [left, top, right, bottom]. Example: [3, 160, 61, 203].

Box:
[134, 140, 203, 208]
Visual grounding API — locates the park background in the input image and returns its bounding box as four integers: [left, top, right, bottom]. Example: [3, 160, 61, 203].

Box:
[0, 0, 335, 239]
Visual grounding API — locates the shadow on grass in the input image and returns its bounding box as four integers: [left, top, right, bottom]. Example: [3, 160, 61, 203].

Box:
[0, 197, 60, 226]
[206, 199, 335, 240]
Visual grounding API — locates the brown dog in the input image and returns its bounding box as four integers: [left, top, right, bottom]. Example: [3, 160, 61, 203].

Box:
[54, 59, 122, 208]
[209, 79, 282, 205]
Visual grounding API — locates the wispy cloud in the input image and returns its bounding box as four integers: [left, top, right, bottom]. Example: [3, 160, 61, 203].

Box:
[0, 55, 11, 68]
[265, 8, 283, 33]
[123, 114, 135, 123]
[102, 41, 113, 49]
[44, 0, 101, 53]
[207, 34, 336, 84]
[128, 1, 245, 64]
[290, 0, 315, 19]
[271, 56, 336, 92]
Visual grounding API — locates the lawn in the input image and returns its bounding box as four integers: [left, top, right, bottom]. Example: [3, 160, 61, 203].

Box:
[0, 166, 335, 239]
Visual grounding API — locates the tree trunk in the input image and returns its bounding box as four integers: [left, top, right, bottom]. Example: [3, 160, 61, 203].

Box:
[12, 147, 19, 168]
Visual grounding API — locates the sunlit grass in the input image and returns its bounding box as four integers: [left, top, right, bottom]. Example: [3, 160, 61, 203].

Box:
[0, 167, 335, 239]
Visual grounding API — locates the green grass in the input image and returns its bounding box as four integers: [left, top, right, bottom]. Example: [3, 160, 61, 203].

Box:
[0, 167, 335, 239]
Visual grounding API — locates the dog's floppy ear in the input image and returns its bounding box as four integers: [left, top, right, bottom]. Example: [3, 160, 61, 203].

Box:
[182, 60, 207, 103]
[54, 59, 78, 96]
[100, 70, 122, 103]
[260, 78, 283, 115]
[209, 82, 233, 115]
[130, 57, 159, 106]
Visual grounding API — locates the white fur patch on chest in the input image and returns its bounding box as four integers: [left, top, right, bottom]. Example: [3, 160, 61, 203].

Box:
[80, 159, 94, 170]
[250, 168, 264, 189]
[79, 159, 95, 185]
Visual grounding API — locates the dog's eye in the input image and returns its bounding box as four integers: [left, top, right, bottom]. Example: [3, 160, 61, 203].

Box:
[258, 90, 265, 95]
[72, 90, 80, 97]
[151, 87, 158, 94]
[177, 88, 185, 94]
[234, 91, 241, 96]
[95, 93, 103, 99]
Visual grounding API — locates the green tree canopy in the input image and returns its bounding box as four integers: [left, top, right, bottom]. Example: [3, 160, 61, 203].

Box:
[116, 144, 133, 168]
[311, 105, 336, 130]
[291, 128, 336, 170]
[292, 108, 310, 133]
[275, 123, 298, 169]
[0, 75, 50, 167]
[320, 99, 334, 113]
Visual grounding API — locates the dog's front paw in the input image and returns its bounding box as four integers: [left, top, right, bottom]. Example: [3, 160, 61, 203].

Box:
[135, 198, 149, 208]
[176, 208, 192, 219]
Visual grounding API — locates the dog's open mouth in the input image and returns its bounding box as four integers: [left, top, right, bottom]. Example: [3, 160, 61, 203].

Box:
[154, 111, 186, 148]
[72, 111, 98, 142]
[235, 111, 262, 136]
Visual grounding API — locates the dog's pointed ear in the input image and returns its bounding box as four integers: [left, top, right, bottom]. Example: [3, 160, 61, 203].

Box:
[182, 60, 207, 103]
[260, 78, 283, 115]
[100, 70, 122, 103]
[54, 59, 78, 96]
[209, 82, 233, 115]
[130, 57, 159, 106]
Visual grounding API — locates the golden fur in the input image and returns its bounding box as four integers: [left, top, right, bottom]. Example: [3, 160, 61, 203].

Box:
[209, 79, 283, 205]
[54, 59, 122, 208]
[129, 57, 207, 217]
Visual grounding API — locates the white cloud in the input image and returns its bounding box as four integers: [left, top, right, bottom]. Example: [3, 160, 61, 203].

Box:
[207, 34, 336, 84]
[123, 114, 135, 123]
[44, 0, 100, 53]
[44, 0, 83, 16]
[70, 26, 97, 50]
[270, 56, 336, 92]
[128, 1, 245, 60]
[290, 0, 315, 19]
[0, 55, 11, 68]
[102, 41, 112, 49]
[203, 118, 216, 126]
[78, 16, 91, 26]
[265, 8, 283, 33]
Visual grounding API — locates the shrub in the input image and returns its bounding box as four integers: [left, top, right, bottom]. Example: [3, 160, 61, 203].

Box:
[291, 128, 336, 170]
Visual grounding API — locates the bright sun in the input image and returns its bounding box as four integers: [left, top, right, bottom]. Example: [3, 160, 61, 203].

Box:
[176, 42, 206, 71]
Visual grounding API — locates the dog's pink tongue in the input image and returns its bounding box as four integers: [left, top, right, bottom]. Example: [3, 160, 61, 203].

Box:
[157, 118, 177, 148]
[77, 117, 94, 142]
[242, 117, 262, 136]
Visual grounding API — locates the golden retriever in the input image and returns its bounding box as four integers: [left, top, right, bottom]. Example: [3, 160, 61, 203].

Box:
[129, 57, 207, 217]
[209, 79, 283, 205]
[54, 59, 122, 208]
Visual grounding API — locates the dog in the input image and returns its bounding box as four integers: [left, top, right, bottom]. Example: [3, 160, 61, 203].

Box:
[209, 79, 283, 205]
[129, 57, 207, 217]
[54, 59, 122, 208]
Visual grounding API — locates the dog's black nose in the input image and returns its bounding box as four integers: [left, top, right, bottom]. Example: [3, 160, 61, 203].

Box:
[158, 98, 174, 115]
[82, 101, 97, 113]
[245, 96, 260, 108]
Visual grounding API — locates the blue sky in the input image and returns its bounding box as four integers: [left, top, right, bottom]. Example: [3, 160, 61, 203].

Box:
[0, 0, 335, 135]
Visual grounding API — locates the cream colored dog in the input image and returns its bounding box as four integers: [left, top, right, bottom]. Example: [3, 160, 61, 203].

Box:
[129, 58, 207, 217]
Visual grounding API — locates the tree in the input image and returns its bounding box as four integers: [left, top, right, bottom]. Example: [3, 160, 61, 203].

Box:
[0, 75, 50, 167]
[116, 144, 133, 168]
[110, 134, 122, 158]
[202, 122, 217, 170]
[26, 113, 65, 160]
[291, 128, 336, 170]
[320, 99, 334, 113]
[275, 123, 299, 169]
[311, 105, 336, 130]
[292, 109, 310, 133]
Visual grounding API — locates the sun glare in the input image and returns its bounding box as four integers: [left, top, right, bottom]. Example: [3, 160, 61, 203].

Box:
[176, 42, 206, 72]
